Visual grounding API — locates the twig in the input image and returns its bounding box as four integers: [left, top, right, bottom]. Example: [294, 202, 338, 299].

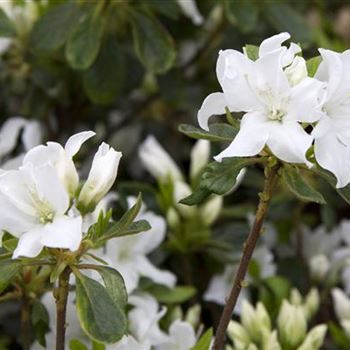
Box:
[20, 296, 31, 350]
[213, 165, 280, 350]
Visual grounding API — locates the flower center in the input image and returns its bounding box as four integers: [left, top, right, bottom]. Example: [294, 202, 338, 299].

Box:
[268, 108, 284, 121]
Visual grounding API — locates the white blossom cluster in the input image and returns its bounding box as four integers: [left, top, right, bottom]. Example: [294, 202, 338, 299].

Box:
[198, 32, 350, 188]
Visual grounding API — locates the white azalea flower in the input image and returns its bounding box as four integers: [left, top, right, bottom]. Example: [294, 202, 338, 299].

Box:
[198, 32, 323, 165]
[139, 136, 183, 183]
[313, 49, 350, 188]
[156, 320, 196, 350]
[23, 131, 95, 196]
[78, 143, 122, 211]
[106, 336, 151, 350]
[0, 162, 82, 258]
[97, 198, 176, 293]
[176, 0, 204, 25]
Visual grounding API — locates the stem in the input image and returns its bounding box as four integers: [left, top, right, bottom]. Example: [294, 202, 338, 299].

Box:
[213, 165, 279, 350]
[55, 267, 71, 350]
[20, 297, 31, 350]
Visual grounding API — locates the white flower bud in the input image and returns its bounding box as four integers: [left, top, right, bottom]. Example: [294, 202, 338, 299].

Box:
[190, 139, 210, 180]
[278, 301, 307, 349]
[227, 321, 250, 350]
[166, 207, 180, 230]
[341, 319, 350, 338]
[185, 304, 201, 328]
[332, 288, 350, 321]
[173, 181, 196, 218]
[309, 254, 330, 281]
[304, 288, 320, 320]
[138, 136, 183, 183]
[200, 195, 223, 225]
[296, 324, 327, 350]
[262, 330, 281, 350]
[290, 288, 303, 306]
[285, 56, 308, 86]
[78, 143, 122, 212]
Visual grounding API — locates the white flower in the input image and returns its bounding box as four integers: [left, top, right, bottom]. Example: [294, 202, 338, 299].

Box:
[198, 32, 323, 165]
[176, 0, 204, 25]
[78, 143, 122, 211]
[139, 136, 183, 183]
[190, 139, 210, 179]
[128, 293, 169, 346]
[97, 198, 176, 292]
[277, 301, 307, 349]
[332, 288, 350, 321]
[156, 320, 196, 350]
[0, 162, 82, 258]
[313, 49, 350, 188]
[23, 131, 95, 196]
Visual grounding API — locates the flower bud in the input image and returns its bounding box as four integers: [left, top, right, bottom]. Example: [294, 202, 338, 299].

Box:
[138, 136, 183, 183]
[296, 324, 327, 350]
[304, 288, 320, 320]
[185, 304, 201, 328]
[332, 288, 350, 321]
[78, 143, 122, 212]
[166, 207, 180, 230]
[173, 181, 196, 218]
[309, 254, 330, 281]
[227, 321, 250, 350]
[278, 301, 307, 349]
[262, 330, 281, 350]
[285, 56, 307, 86]
[200, 195, 223, 225]
[290, 288, 303, 306]
[190, 139, 210, 180]
[341, 319, 350, 338]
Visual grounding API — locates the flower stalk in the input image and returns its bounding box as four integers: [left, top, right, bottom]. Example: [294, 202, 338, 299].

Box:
[20, 296, 31, 350]
[55, 266, 71, 350]
[214, 163, 279, 350]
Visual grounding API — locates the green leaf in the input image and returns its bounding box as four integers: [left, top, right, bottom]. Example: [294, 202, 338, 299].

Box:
[264, 3, 312, 43]
[312, 167, 350, 205]
[243, 45, 259, 61]
[69, 339, 88, 350]
[148, 0, 180, 20]
[66, 11, 104, 70]
[306, 56, 321, 77]
[0, 259, 21, 293]
[83, 36, 124, 104]
[281, 165, 325, 204]
[2, 237, 18, 252]
[179, 187, 211, 206]
[75, 272, 127, 343]
[200, 158, 253, 195]
[88, 266, 127, 308]
[0, 8, 15, 37]
[190, 328, 213, 350]
[130, 10, 176, 73]
[30, 2, 86, 52]
[178, 123, 238, 142]
[329, 322, 350, 349]
[147, 285, 196, 304]
[92, 341, 106, 350]
[226, 0, 258, 33]
[31, 300, 50, 347]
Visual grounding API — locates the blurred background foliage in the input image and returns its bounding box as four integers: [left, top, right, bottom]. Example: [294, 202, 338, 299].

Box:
[1, 0, 350, 348]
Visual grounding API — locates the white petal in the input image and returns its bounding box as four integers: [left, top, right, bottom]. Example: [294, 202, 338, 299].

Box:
[165, 320, 196, 349]
[258, 33, 291, 58]
[197, 92, 228, 130]
[0, 117, 26, 158]
[13, 227, 44, 258]
[314, 132, 350, 188]
[40, 215, 82, 251]
[64, 130, 95, 158]
[136, 256, 176, 288]
[22, 120, 42, 151]
[266, 121, 312, 165]
[176, 0, 204, 25]
[190, 139, 210, 179]
[214, 112, 268, 161]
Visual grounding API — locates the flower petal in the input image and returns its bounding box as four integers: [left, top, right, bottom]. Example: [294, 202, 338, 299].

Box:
[40, 215, 82, 251]
[0, 117, 26, 158]
[197, 92, 228, 130]
[64, 131, 95, 158]
[258, 32, 291, 58]
[13, 227, 44, 258]
[214, 112, 268, 161]
[266, 121, 312, 165]
[314, 132, 350, 188]
[22, 120, 42, 151]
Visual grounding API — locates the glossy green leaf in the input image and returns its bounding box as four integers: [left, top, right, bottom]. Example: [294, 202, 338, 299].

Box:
[31, 300, 50, 347]
[281, 165, 325, 204]
[0, 259, 21, 293]
[90, 266, 127, 308]
[147, 285, 196, 304]
[82, 37, 124, 104]
[75, 273, 127, 343]
[178, 123, 238, 142]
[180, 186, 211, 206]
[31, 2, 85, 52]
[306, 56, 321, 77]
[66, 11, 104, 69]
[131, 10, 176, 73]
[243, 44, 259, 61]
[329, 322, 350, 349]
[69, 339, 88, 350]
[190, 328, 213, 350]
[0, 8, 15, 37]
